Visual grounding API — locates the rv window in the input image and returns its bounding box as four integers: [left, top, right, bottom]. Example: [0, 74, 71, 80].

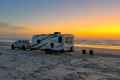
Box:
[18, 40, 21, 43]
[37, 40, 41, 44]
[58, 36, 62, 43]
[50, 43, 54, 48]
[65, 37, 73, 44]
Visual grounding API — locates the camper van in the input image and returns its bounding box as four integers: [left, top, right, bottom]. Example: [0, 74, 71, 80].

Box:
[31, 32, 74, 52]
[11, 40, 31, 50]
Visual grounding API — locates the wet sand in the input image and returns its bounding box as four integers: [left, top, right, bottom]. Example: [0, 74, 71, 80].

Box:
[0, 44, 120, 80]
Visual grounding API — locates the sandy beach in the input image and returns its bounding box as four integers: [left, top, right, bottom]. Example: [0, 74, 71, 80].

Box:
[0, 43, 120, 80]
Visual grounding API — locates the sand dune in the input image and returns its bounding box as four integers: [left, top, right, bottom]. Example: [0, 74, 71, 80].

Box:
[0, 44, 120, 80]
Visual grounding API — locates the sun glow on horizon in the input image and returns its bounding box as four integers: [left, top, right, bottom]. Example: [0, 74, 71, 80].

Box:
[16, 15, 120, 40]
[0, 0, 120, 40]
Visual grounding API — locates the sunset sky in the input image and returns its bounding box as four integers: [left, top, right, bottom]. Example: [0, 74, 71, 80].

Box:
[0, 0, 120, 40]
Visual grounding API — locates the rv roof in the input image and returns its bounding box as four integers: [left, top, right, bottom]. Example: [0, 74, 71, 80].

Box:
[33, 33, 73, 37]
[33, 34, 48, 37]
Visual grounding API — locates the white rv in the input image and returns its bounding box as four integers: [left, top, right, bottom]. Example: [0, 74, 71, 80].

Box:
[31, 32, 74, 52]
[11, 40, 31, 50]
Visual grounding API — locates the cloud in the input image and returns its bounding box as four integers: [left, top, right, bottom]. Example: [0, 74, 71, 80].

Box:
[0, 22, 32, 35]
[0, 22, 27, 39]
[0, 22, 25, 30]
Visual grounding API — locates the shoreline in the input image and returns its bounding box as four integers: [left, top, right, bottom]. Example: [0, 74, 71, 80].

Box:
[0, 43, 120, 80]
[75, 44, 120, 50]
[0, 42, 120, 56]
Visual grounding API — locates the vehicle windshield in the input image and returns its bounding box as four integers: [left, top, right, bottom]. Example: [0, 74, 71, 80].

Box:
[16, 40, 29, 43]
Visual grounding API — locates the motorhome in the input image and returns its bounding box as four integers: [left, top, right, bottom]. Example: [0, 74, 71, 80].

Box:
[31, 32, 74, 52]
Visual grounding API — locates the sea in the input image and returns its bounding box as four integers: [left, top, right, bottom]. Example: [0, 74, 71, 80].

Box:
[75, 40, 120, 50]
[0, 39, 120, 50]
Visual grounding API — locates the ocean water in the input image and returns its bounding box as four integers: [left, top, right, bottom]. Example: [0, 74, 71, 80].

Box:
[75, 40, 120, 50]
[0, 39, 120, 50]
[76, 40, 120, 45]
[75, 44, 120, 50]
[0, 40, 15, 43]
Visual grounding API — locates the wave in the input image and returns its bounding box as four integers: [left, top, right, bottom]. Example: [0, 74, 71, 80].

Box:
[0, 40, 15, 43]
[0, 39, 120, 50]
[75, 44, 120, 50]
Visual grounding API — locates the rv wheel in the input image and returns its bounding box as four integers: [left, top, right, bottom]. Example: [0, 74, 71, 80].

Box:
[30, 48, 32, 51]
[45, 50, 50, 54]
[11, 44, 15, 50]
[22, 45, 26, 51]
[60, 49, 64, 53]
[89, 50, 94, 55]
[82, 50, 86, 54]
[69, 47, 74, 52]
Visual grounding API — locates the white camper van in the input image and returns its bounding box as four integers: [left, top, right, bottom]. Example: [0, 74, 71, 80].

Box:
[11, 40, 31, 50]
[31, 32, 74, 52]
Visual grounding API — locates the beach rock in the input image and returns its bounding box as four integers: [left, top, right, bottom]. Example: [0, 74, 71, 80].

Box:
[0, 46, 120, 80]
[9, 70, 25, 79]
[70, 59, 82, 67]
[63, 72, 80, 80]
[98, 77, 120, 80]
